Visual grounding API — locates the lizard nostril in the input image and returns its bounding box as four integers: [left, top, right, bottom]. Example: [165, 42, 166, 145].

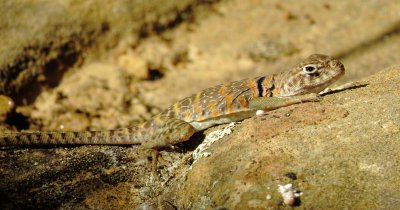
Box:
[330, 60, 345, 72]
[330, 60, 341, 68]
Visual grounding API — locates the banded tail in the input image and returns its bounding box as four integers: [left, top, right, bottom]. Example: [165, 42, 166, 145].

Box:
[0, 127, 143, 146]
[0, 117, 195, 149]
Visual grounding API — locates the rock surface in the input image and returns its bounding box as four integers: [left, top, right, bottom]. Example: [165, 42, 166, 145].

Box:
[1, 0, 400, 209]
[1, 66, 399, 209]
[166, 67, 400, 209]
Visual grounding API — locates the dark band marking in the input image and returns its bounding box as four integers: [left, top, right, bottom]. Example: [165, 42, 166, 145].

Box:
[3, 136, 10, 145]
[109, 130, 116, 138]
[269, 80, 276, 97]
[60, 132, 67, 140]
[256, 76, 266, 97]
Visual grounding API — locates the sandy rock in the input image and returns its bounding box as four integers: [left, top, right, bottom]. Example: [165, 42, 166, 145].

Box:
[1, 66, 400, 209]
[115, 49, 149, 80]
[164, 66, 400, 209]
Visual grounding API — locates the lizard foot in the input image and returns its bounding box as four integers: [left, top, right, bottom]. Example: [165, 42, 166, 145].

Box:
[319, 81, 368, 96]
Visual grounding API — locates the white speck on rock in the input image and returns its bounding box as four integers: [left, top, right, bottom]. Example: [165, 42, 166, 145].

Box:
[256, 110, 265, 116]
[278, 183, 303, 206]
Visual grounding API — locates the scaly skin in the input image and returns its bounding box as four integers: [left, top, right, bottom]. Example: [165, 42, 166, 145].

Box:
[0, 54, 345, 149]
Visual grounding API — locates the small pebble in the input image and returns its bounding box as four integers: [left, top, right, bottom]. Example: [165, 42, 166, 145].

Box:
[278, 183, 303, 206]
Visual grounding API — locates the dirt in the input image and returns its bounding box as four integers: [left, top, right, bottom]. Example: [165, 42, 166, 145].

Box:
[1, 0, 400, 209]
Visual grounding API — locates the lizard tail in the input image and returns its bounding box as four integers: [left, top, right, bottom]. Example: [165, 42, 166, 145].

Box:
[0, 127, 144, 146]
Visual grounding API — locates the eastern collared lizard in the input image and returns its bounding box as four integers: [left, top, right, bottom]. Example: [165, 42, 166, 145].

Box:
[0, 54, 345, 149]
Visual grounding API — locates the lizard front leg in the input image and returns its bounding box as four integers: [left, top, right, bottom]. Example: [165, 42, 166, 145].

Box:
[319, 81, 367, 96]
[139, 117, 195, 179]
[249, 93, 321, 112]
[140, 117, 195, 149]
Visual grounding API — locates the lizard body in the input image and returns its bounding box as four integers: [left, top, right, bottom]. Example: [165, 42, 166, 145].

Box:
[0, 54, 345, 149]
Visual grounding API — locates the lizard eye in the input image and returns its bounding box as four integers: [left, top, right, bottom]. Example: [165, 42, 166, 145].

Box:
[302, 64, 318, 74]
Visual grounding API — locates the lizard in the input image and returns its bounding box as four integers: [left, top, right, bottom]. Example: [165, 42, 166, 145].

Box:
[0, 54, 345, 149]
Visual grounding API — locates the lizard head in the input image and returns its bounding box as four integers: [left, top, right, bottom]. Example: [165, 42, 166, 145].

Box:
[278, 54, 345, 96]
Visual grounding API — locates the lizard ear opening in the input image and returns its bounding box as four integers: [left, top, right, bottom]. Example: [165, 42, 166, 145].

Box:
[302, 64, 318, 74]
